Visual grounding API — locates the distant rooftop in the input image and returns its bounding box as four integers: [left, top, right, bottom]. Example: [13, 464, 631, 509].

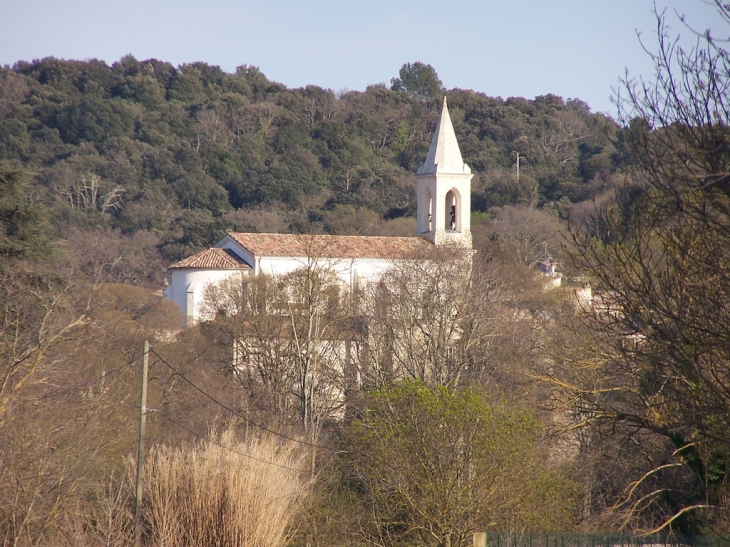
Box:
[169, 248, 251, 269]
[228, 233, 434, 260]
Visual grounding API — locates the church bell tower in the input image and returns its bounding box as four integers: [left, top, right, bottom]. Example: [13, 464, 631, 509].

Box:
[416, 97, 473, 248]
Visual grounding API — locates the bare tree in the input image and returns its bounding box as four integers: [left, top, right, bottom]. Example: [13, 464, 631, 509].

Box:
[0, 279, 183, 546]
[548, 4, 730, 533]
[203, 239, 354, 436]
[490, 206, 565, 269]
[355, 248, 504, 388]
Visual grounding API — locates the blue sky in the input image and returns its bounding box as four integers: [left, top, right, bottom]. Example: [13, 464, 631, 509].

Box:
[0, 0, 725, 117]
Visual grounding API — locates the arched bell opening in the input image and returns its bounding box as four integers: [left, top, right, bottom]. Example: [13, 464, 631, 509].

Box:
[420, 187, 433, 234]
[445, 189, 461, 232]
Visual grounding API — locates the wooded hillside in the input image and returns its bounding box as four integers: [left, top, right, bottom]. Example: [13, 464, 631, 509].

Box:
[4, 24, 728, 543]
[0, 57, 623, 283]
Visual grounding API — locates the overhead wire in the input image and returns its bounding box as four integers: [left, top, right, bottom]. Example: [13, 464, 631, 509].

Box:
[14, 340, 332, 473]
[154, 411, 308, 473]
[150, 349, 337, 452]
[37, 352, 143, 400]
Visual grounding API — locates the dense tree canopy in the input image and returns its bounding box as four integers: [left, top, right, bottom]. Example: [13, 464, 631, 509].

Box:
[342, 382, 578, 547]
[390, 62, 444, 101]
[0, 166, 46, 259]
[0, 56, 623, 284]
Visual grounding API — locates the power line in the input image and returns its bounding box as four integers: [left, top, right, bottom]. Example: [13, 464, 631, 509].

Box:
[150, 349, 337, 452]
[37, 353, 143, 400]
[155, 412, 307, 473]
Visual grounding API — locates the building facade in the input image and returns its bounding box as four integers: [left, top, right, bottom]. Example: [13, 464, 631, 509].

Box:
[164, 97, 473, 325]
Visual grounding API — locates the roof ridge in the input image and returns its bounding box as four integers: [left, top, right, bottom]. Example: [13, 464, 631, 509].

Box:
[169, 247, 250, 269]
[227, 232, 434, 260]
[229, 232, 421, 240]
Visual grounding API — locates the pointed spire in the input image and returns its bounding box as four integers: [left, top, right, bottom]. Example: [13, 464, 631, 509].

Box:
[417, 97, 471, 176]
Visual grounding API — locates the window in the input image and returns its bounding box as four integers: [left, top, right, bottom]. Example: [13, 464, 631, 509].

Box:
[445, 190, 459, 231]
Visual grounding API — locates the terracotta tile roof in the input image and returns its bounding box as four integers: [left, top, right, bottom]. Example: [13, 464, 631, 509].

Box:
[227, 233, 434, 260]
[169, 248, 251, 270]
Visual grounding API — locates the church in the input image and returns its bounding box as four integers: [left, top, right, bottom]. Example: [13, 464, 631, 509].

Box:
[164, 98, 474, 324]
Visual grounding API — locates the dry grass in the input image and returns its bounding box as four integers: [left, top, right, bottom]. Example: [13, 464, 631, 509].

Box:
[143, 429, 309, 547]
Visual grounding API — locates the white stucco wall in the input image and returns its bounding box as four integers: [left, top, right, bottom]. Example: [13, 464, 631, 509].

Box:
[217, 236, 256, 271]
[256, 256, 395, 288]
[164, 251, 407, 326]
[216, 236, 401, 292]
[164, 267, 248, 326]
[416, 172, 473, 248]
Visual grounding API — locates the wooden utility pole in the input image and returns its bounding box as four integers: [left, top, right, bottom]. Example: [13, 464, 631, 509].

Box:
[514, 151, 523, 183]
[134, 340, 149, 547]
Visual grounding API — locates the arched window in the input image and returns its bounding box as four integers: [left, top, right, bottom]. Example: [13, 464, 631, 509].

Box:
[445, 189, 460, 231]
[422, 187, 433, 233]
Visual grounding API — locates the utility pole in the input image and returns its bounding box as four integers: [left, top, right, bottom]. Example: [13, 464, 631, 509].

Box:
[134, 340, 149, 547]
[514, 151, 525, 183]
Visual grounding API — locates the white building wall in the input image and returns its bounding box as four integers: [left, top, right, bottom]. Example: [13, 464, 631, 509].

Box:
[416, 172, 473, 248]
[164, 255, 404, 326]
[256, 255, 401, 291]
[216, 236, 256, 270]
[215, 238, 397, 287]
[164, 268, 248, 326]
